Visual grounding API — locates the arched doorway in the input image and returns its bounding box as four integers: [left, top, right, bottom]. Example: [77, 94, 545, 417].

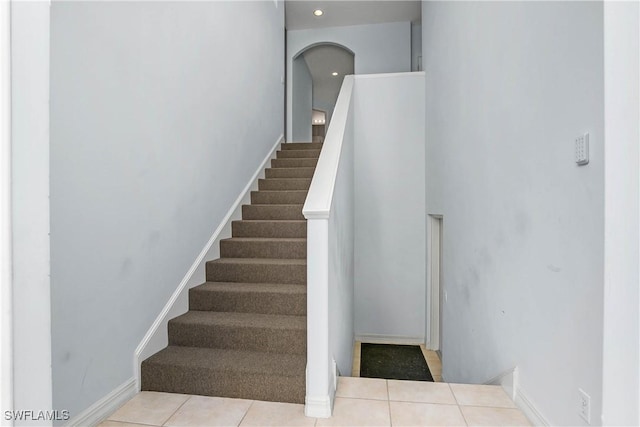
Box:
[290, 43, 354, 142]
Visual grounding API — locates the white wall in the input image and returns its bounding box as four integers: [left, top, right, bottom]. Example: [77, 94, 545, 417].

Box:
[602, 2, 639, 425]
[50, 1, 284, 419]
[292, 56, 312, 141]
[287, 22, 411, 141]
[353, 73, 425, 342]
[328, 97, 354, 379]
[11, 2, 53, 424]
[0, 0, 11, 418]
[423, 2, 604, 425]
[411, 23, 422, 71]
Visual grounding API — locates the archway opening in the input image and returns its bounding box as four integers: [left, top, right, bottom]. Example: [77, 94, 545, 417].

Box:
[291, 43, 354, 142]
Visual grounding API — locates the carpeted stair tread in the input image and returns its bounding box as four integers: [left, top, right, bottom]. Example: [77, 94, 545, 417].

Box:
[168, 311, 306, 354]
[189, 281, 306, 315]
[265, 168, 315, 179]
[258, 178, 311, 191]
[242, 204, 304, 220]
[282, 142, 323, 150]
[171, 310, 306, 330]
[231, 220, 306, 238]
[141, 346, 306, 403]
[251, 190, 308, 204]
[276, 149, 321, 159]
[206, 257, 306, 284]
[221, 237, 306, 259]
[271, 158, 318, 168]
[143, 346, 306, 376]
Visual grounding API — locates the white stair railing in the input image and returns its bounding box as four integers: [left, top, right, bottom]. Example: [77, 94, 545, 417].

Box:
[302, 75, 355, 418]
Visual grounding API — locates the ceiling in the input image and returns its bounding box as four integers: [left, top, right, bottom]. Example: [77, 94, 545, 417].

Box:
[302, 45, 355, 109]
[285, 1, 421, 30]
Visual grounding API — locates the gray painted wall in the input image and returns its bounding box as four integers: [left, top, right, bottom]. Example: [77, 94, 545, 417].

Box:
[292, 56, 313, 141]
[411, 23, 422, 71]
[287, 21, 411, 141]
[422, 2, 604, 425]
[50, 1, 284, 418]
[353, 73, 426, 342]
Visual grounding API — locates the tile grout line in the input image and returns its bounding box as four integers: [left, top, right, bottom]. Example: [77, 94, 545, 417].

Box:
[160, 395, 192, 427]
[236, 399, 255, 426]
[386, 380, 393, 427]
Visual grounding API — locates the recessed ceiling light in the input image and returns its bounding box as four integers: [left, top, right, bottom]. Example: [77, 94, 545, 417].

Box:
[332, 72, 338, 76]
[313, 9, 323, 16]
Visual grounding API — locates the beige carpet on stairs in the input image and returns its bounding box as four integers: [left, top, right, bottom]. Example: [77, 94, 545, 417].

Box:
[140, 142, 322, 404]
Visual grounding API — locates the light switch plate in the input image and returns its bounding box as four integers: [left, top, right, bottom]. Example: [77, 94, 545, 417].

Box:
[575, 133, 589, 165]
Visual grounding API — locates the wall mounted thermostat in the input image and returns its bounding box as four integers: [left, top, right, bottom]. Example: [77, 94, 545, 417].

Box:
[575, 133, 589, 166]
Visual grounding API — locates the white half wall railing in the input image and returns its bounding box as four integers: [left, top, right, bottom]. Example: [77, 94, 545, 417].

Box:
[303, 75, 355, 418]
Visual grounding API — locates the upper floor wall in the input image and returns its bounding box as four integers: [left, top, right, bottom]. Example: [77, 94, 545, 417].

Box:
[286, 21, 412, 141]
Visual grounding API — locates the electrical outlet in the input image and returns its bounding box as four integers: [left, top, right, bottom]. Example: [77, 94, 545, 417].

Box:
[575, 133, 589, 165]
[579, 388, 591, 424]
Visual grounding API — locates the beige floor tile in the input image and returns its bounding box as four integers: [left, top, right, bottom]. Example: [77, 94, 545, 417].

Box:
[163, 395, 252, 426]
[335, 376, 388, 400]
[388, 380, 457, 405]
[99, 421, 157, 427]
[461, 406, 531, 426]
[389, 401, 466, 426]
[239, 401, 315, 427]
[316, 398, 390, 427]
[450, 384, 516, 408]
[108, 392, 190, 426]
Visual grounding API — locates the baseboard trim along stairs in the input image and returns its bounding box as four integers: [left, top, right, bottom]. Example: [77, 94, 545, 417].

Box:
[64, 377, 137, 427]
[134, 135, 284, 384]
[139, 140, 323, 404]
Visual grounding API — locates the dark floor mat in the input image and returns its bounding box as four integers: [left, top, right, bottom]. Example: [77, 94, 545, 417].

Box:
[360, 343, 433, 381]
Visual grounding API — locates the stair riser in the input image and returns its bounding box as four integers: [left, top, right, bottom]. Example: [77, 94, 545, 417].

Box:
[242, 205, 304, 220]
[189, 289, 306, 316]
[232, 221, 306, 238]
[265, 168, 315, 179]
[250, 191, 307, 204]
[258, 179, 311, 191]
[141, 365, 305, 404]
[206, 262, 306, 284]
[168, 322, 306, 355]
[276, 150, 321, 159]
[282, 142, 323, 150]
[220, 239, 306, 259]
[271, 158, 318, 168]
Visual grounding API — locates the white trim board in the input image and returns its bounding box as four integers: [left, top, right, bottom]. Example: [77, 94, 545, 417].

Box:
[0, 0, 13, 419]
[133, 135, 284, 387]
[483, 367, 549, 426]
[514, 387, 551, 427]
[355, 335, 425, 345]
[64, 377, 137, 427]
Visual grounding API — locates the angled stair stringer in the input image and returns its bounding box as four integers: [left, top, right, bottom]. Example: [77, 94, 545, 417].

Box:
[140, 140, 322, 404]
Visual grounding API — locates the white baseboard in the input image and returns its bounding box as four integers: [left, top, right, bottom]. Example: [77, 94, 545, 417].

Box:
[305, 395, 333, 418]
[65, 378, 137, 427]
[133, 135, 284, 387]
[483, 367, 549, 426]
[484, 366, 518, 401]
[514, 386, 550, 426]
[355, 334, 425, 345]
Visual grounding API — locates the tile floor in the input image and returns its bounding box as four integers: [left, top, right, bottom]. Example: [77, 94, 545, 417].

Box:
[101, 378, 531, 427]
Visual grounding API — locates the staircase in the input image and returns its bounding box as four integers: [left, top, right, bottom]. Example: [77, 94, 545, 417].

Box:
[141, 142, 322, 404]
